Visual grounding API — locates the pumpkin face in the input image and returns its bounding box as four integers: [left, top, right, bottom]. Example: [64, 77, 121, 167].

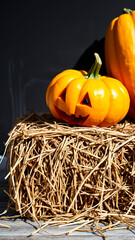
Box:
[105, 8, 135, 118]
[46, 54, 130, 127]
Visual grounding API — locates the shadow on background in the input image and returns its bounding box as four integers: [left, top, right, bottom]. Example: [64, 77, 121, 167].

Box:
[74, 38, 106, 76]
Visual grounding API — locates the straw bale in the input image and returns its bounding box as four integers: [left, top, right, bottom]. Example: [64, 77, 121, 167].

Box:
[4, 112, 135, 234]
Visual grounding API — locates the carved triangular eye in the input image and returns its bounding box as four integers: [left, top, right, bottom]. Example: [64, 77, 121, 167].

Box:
[81, 93, 91, 107]
[60, 88, 66, 101]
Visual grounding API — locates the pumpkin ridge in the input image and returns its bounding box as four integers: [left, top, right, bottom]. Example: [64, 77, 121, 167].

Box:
[128, 11, 135, 110]
[130, 11, 135, 90]
[99, 77, 130, 127]
[116, 13, 135, 110]
[113, 18, 126, 87]
[130, 10, 135, 31]
[105, 17, 122, 83]
[105, 18, 117, 76]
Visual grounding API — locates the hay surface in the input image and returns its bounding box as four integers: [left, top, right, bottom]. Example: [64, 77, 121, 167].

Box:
[4, 112, 135, 235]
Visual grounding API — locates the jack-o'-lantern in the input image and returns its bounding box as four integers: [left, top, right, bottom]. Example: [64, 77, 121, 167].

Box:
[46, 53, 130, 127]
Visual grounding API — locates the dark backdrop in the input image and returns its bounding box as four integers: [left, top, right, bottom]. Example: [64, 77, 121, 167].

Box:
[0, 0, 135, 154]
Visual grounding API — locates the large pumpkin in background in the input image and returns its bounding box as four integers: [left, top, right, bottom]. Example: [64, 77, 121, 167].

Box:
[46, 53, 130, 127]
[105, 8, 135, 118]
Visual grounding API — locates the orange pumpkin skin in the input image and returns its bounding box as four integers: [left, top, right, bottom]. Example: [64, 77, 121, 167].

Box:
[105, 9, 135, 118]
[46, 54, 130, 127]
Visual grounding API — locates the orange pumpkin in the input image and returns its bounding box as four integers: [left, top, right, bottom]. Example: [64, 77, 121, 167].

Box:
[105, 8, 135, 118]
[46, 53, 130, 127]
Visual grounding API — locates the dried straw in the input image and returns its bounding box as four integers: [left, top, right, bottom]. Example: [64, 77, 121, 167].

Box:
[0, 223, 10, 228]
[4, 112, 135, 235]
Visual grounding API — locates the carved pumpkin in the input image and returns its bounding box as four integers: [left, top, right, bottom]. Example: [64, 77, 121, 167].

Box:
[46, 53, 130, 127]
[105, 8, 135, 118]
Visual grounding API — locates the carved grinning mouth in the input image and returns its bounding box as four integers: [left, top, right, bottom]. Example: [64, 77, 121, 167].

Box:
[55, 106, 89, 125]
[55, 91, 92, 125]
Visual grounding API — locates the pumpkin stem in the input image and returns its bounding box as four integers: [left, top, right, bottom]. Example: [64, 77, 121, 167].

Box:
[123, 8, 132, 14]
[85, 53, 102, 79]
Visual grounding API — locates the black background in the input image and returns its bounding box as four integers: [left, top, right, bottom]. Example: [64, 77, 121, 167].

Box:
[0, 0, 135, 154]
